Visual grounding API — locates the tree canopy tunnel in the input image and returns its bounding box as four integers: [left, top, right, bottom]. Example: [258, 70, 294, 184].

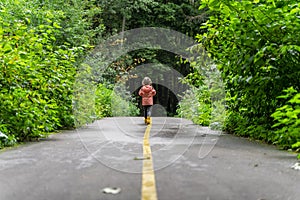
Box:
[110, 48, 198, 117]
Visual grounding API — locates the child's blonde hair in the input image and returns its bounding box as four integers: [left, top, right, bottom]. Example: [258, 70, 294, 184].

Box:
[142, 77, 152, 85]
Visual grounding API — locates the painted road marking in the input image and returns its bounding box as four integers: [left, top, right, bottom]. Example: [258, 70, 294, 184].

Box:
[141, 123, 158, 200]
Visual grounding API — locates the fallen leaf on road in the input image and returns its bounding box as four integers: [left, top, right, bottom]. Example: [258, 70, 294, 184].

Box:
[291, 163, 300, 170]
[102, 187, 121, 194]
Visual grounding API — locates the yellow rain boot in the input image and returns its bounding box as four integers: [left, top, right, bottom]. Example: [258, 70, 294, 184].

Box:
[144, 118, 147, 124]
[146, 117, 151, 125]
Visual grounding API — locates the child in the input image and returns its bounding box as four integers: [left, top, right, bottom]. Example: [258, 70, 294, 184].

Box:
[139, 77, 156, 124]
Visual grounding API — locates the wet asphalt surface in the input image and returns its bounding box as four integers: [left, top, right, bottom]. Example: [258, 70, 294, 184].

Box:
[0, 117, 299, 200]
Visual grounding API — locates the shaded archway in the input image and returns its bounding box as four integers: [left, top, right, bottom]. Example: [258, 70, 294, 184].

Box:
[132, 83, 179, 117]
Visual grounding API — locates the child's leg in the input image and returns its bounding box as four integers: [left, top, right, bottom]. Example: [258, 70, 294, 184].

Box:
[147, 106, 152, 117]
[143, 106, 148, 120]
[146, 106, 152, 124]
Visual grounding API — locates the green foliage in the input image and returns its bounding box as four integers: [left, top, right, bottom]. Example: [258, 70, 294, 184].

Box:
[110, 83, 140, 117]
[74, 70, 140, 124]
[177, 63, 226, 128]
[99, 0, 205, 37]
[271, 87, 300, 149]
[0, 126, 17, 149]
[177, 48, 226, 128]
[1, 2, 69, 140]
[177, 85, 226, 128]
[94, 83, 139, 119]
[198, 0, 300, 148]
[111, 92, 140, 117]
[0, 0, 104, 144]
[177, 86, 211, 126]
[292, 141, 300, 160]
[95, 84, 113, 118]
[0, 135, 17, 149]
[292, 142, 300, 160]
[72, 63, 97, 127]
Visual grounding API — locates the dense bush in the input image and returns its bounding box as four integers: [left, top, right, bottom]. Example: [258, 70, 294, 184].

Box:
[74, 80, 139, 127]
[1, 2, 72, 141]
[0, 0, 103, 145]
[196, 0, 300, 149]
[177, 63, 226, 129]
[271, 87, 300, 149]
[95, 84, 114, 118]
[95, 83, 139, 119]
[0, 130, 17, 148]
[177, 86, 211, 126]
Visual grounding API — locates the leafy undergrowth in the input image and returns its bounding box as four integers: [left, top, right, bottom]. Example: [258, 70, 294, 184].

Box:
[0, 0, 103, 147]
[196, 0, 300, 158]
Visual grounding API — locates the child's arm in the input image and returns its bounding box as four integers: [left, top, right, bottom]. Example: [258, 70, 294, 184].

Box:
[151, 88, 156, 96]
[139, 88, 144, 96]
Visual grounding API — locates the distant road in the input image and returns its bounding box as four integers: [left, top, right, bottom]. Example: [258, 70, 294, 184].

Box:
[0, 117, 299, 200]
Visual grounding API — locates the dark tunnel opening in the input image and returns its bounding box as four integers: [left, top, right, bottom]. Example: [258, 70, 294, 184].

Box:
[132, 83, 181, 117]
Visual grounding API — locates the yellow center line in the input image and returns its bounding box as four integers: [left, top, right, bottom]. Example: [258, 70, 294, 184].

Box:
[141, 123, 158, 200]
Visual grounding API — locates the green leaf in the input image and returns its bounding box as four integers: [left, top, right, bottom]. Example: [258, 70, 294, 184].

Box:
[3, 43, 13, 53]
[289, 94, 300, 104]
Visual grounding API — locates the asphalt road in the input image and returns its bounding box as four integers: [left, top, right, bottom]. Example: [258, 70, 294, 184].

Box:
[0, 117, 299, 200]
